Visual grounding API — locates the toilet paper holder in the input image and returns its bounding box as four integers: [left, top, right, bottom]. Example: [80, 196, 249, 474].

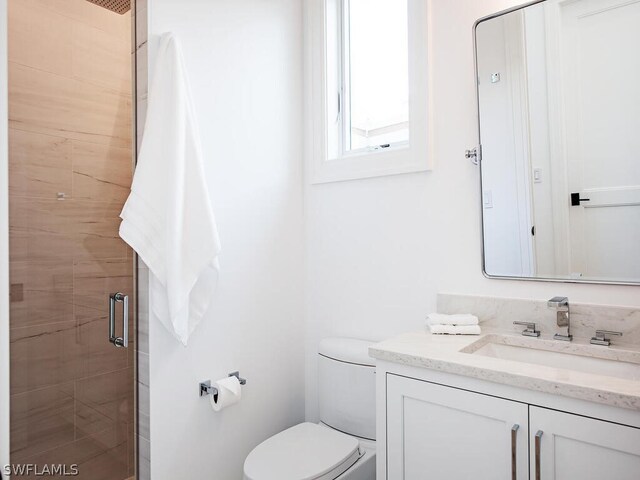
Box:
[199, 371, 247, 398]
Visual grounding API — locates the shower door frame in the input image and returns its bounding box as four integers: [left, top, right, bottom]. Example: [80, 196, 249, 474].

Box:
[1, 0, 10, 472]
[0, 0, 141, 475]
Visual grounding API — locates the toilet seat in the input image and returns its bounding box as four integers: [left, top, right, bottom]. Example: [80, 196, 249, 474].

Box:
[243, 423, 361, 480]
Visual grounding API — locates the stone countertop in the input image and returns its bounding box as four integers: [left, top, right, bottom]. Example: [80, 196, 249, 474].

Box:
[369, 330, 640, 411]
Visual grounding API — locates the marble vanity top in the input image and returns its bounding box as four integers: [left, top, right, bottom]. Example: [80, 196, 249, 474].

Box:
[369, 330, 640, 411]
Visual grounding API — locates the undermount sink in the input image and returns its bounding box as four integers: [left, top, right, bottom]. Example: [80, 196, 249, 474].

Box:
[461, 334, 640, 381]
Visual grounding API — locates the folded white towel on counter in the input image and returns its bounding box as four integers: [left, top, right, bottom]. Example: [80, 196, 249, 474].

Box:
[429, 325, 482, 335]
[119, 32, 221, 346]
[426, 313, 479, 326]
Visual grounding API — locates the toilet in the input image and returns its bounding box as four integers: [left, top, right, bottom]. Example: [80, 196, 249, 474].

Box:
[243, 338, 376, 480]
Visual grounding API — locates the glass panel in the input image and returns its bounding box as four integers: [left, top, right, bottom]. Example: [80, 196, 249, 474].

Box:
[346, 0, 409, 151]
[7, 0, 136, 478]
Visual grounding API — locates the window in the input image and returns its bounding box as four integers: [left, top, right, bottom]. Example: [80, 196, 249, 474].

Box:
[310, 0, 431, 183]
[341, 0, 409, 153]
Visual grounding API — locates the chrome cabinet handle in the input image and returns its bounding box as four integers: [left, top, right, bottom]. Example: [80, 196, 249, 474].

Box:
[109, 292, 129, 348]
[535, 430, 543, 480]
[511, 424, 519, 480]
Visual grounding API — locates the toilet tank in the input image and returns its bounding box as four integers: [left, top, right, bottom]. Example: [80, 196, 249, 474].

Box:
[318, 338, 376, 440]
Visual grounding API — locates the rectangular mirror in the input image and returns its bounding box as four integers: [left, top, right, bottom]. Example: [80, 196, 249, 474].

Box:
[475, 0, 640, 285]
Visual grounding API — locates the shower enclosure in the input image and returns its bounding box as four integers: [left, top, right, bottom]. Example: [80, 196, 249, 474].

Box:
[3, 0, 137, 478]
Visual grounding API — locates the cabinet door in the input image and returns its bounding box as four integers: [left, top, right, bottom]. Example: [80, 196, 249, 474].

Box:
[530, 406, 640, 480]
[386, 374, 529, 480]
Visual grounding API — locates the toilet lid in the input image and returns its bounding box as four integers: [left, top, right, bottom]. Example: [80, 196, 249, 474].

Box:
[243, 423, 360, 480]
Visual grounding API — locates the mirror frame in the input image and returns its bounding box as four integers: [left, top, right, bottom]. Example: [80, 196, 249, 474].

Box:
[472, 0, 640, 286]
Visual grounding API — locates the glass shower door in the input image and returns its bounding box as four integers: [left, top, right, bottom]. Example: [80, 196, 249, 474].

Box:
[7, 0, 136, 478]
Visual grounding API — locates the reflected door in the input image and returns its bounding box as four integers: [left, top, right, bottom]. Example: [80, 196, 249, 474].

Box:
[7, 0, 135, 478]
[556, 0, 640, 281]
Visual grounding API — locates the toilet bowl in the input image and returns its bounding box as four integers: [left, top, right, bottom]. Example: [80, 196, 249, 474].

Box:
[243, 422, 375, 480]
[243, 338, 376, 480]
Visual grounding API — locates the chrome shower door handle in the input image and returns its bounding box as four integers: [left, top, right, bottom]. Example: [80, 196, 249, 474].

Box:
[109, 292, 129, 348]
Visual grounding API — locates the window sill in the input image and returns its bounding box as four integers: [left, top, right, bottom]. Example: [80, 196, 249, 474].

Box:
[310, 144, 430, 184]
[336, 141, 410, 160]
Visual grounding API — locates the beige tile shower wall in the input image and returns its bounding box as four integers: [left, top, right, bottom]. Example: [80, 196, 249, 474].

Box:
[7, 0, 135, 477]
[134, 0, 151, 478]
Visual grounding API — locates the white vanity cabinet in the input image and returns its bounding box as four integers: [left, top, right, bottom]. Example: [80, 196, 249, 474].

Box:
[381, 370, 640, 480]
[530, 407, 640, 480]
[386, 374, 529, 480]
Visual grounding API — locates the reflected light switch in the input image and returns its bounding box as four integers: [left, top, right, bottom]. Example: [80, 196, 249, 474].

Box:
[483, 190, 493, 208]
[533, 168, 543, 183]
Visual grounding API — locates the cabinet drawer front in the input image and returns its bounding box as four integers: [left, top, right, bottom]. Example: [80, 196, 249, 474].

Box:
[386, 374, 528, 480]
[530, 406, 640, 480]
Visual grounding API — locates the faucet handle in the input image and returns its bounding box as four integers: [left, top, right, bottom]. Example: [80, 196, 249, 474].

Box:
[513, 321, 541, 337]
[590, 330, 623, 346]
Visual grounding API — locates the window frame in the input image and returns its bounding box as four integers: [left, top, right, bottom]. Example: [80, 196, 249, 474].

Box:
[307, 0, 433, 184]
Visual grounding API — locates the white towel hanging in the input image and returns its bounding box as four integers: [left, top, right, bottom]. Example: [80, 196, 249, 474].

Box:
[119, 32, 221, 346]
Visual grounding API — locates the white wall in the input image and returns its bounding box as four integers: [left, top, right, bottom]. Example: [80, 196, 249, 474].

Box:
[0, 0, 10, 470]
[304, 0, 640, 421]
[147, 1, 305, 478]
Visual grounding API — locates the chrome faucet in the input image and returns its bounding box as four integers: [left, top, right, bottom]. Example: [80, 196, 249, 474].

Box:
[548, 296, 572, 341]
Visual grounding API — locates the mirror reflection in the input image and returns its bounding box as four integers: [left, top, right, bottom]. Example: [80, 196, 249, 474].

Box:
[476, 0, 640, 284]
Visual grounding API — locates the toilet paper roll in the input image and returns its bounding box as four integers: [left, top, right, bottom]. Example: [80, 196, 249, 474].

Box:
[210, 375, 242, 412]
